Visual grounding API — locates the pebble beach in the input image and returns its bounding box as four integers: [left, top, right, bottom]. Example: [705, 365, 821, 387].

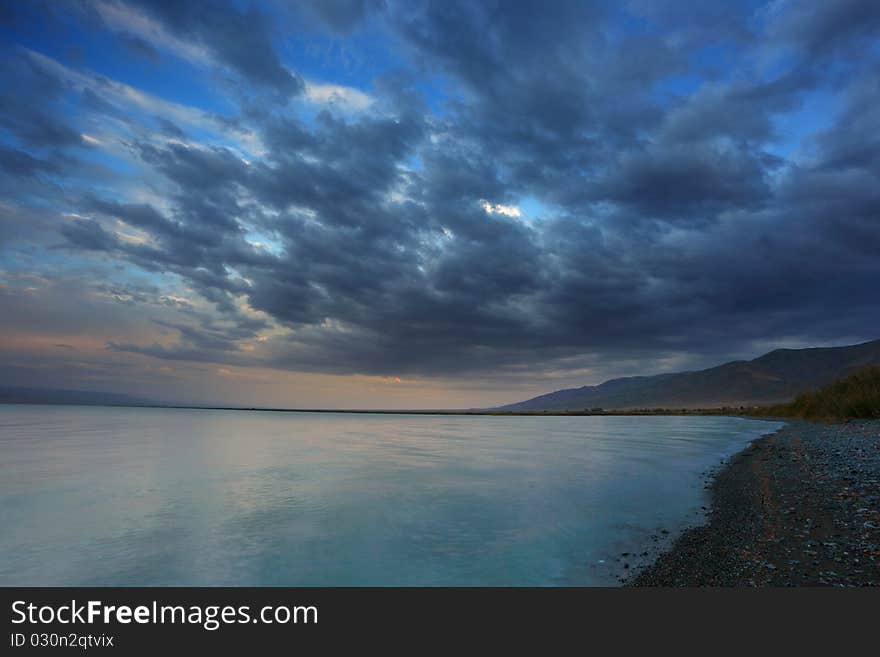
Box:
[631, 419, 880, 587]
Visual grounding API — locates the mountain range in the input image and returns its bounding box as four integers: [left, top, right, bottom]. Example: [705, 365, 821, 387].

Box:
[0, 386, 152, 407]
[497, 339, 880, 411]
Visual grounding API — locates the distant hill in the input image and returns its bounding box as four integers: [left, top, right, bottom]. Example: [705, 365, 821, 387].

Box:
[0, 386, 152, 407]
[498, 339, 880, 411]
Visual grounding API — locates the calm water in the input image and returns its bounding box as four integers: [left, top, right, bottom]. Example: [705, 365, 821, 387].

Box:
[0, 405, 781, 586]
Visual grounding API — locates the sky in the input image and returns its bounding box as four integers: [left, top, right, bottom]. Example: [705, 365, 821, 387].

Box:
[0, 0, 878, 409]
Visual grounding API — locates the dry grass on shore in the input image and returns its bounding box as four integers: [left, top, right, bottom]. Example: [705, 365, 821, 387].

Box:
[753, 366, 880, 421]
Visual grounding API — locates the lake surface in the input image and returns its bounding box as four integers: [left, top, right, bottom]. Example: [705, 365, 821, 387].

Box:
[0, 405, 782, 586]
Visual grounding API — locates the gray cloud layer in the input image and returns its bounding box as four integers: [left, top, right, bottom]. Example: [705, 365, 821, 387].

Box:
[2, 0, 879, 387]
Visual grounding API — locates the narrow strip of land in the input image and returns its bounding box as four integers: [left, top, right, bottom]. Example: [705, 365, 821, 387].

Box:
[0, 402, 741, 417]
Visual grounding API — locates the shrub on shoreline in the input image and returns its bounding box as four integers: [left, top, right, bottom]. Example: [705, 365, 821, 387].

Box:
[755, 366, 880, 421]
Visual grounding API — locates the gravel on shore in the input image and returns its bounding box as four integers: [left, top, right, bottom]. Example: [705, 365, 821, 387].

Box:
[630, 419, 880, 587]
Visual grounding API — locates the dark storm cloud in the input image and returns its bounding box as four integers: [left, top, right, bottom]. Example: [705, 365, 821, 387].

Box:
[811, 71, 880, 174]
[384, 0, 627, 200]
[4, 0, 880, 384]
[0, 48, 91, 197]
[766, 0, 880, 56]
[0, 102, 83, 148]
[586, 143, 773, 220]
[55, 1, 880, 374]
[60, 217, 119, 251]
[0, 145, 62, 177]
[115, 30, 160, 61]
[126, 0, 304, 96]
[298, 0, 379, 34]
[106, 313, 269, 366]
[80, 87, 124, 117]
[155, 116, 186, 139]
[659, 72, 814, 145]
[0, 57, 84, 151]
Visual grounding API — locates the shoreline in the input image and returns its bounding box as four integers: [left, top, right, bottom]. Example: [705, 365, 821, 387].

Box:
[629, 419, 880, 586]
[0, 400, 747, 416]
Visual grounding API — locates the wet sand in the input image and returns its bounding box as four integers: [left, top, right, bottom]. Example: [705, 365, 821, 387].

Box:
[631, 419, 880, 587]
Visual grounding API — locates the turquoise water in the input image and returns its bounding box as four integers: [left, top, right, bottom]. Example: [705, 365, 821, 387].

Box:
[0, 405, 781, 586]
